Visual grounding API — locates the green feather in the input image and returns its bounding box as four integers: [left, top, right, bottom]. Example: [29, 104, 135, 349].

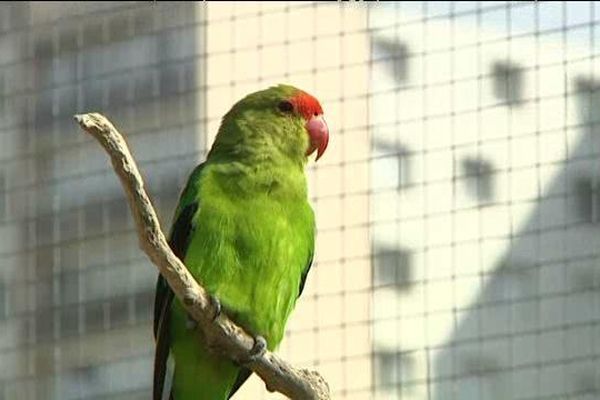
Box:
[154, 85, 317, 399]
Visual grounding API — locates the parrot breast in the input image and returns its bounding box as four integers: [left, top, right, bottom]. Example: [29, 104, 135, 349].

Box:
[183, 162, 314, 347]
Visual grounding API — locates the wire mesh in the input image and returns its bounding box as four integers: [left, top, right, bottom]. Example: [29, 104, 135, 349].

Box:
[0, 2, 598, 400]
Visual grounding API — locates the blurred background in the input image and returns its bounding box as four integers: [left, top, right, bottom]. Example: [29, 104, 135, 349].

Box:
[0, 1, 599, 399]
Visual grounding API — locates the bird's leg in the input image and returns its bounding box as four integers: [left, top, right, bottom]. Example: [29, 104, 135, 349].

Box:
[185, 314, 197, 330]
[240, 335, 267, 364]
[186, 295, 221, 331]
[250, 335, 267, 359]
[209, 293, 221, 321]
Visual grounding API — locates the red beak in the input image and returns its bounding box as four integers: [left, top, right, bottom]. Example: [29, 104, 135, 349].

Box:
[305, 115, 329, 161]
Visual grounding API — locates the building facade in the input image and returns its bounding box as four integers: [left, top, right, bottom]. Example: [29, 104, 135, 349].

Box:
[370, 2, 600, 399]
[0, 2, 204, 398]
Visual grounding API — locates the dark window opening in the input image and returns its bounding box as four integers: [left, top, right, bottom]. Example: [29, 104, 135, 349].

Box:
[84, 203, 105, 236]
[0, 282, 6, 320]
[59, 271, 80, 305]
[462, 157, 494, 202]
[575, 77, 600, 127]
[84, 300, 106, 333]
[574, 176, 600, 223]
[35, 306, 55, 341]
[572, 264, 598, 291]
[58, 27, 78, 54]
[575, 372, 598, 394]
[109, 297, 130, 329]
[492, 61, 523, 106]
[0, 71, 5, 118]
[373, 244, 413, 289]
[462, 353, 501, 376]
[0, 172, 5, 220]
[134, 289, 154, 323]
[60, 304, 80, 337]
[375, 350, 415, 388]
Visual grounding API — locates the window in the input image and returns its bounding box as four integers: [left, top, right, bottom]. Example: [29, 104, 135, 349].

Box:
[59, 271, 80, 306]
[0, 282, 5, 320]
[574, 176, 600, 223]
[84, 202, 105, 236]
[375, 350, 415, 389]
[35, 301, 55, 342]
[457, 355, 502, 399]
[373, 244, 413, 289]
[372, 38, 409, 82]
[60, 304, 80, 338]
[575, 77, 600, 126]
[492, 61, 523, 105]
[84, 300, 105, 333]
[0, 70, 5, 118]
[571, 264, 597, 291]
[109, 297, 130, 329]
[107, 197, 130, 231]
[0, 171, 5, 220]
[134, 289, 154, 323]
[575, 372, 598, 395]
[462, 157, 494, 202]
[59, 210, 79, 242]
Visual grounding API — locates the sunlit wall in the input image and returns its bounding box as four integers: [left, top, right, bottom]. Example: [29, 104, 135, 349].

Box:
[370, 2, 600, 399]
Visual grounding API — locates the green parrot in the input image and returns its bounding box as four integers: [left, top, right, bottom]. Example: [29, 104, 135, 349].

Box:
[152, 84, 329, 399]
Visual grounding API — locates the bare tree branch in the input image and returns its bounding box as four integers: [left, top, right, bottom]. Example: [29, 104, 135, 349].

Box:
[74, 113, 330, 400]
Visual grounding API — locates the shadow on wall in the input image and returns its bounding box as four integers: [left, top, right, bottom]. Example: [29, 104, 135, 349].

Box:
[433, 77, 600, 399]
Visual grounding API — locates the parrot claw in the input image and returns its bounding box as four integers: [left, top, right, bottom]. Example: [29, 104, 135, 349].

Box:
[209, 294, 221, 321]
[185, 294, 220, 330]
[241, 335, 267, 364]
[185, 314, 197, 330]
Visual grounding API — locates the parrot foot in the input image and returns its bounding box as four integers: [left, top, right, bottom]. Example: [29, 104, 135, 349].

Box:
[185, 294, 220, 331]
[185, 314, 197, 330]
[209, 294, 221, 321]
[241, 335, 267, 364]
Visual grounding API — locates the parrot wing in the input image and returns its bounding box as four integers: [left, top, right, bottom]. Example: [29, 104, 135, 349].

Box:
[153, 164, 204, 400]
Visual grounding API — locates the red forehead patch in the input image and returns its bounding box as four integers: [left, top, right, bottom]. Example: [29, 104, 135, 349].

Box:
[290, 91, 323, 120]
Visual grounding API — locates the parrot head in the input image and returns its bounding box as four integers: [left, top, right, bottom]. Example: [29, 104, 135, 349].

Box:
[212, 84, 329, 163]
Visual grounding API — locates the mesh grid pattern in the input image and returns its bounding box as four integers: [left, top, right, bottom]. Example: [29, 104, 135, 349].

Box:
[0, 2, 598, 400]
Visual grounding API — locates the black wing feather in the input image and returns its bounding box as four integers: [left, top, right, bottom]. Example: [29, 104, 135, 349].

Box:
[298, 250, 314, 298]
[153, 200, 199, 400]
[227, 368, 253, 399]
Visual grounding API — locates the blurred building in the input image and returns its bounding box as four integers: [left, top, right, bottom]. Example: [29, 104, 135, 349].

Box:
[370, 2, 600, 400]
[0, 2, 204, 398]
[0, 2, 373, 400]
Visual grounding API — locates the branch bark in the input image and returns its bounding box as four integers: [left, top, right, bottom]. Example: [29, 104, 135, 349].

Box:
[74, 113, 330, 400]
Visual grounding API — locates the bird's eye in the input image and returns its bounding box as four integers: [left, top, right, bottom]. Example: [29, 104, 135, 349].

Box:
[278, 100, 294, 113]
